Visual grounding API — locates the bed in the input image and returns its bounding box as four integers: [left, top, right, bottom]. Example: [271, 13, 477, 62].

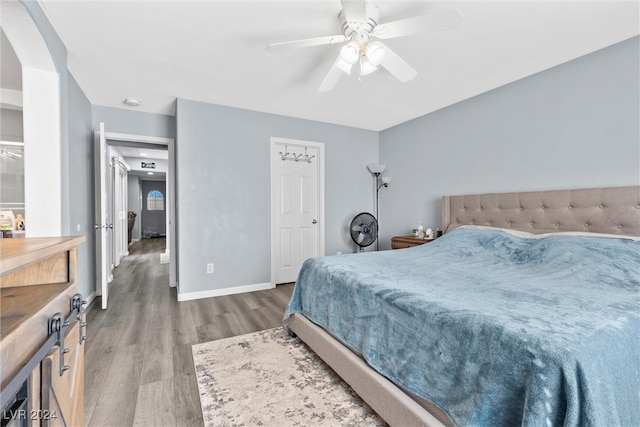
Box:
[283, 186, 640, 427]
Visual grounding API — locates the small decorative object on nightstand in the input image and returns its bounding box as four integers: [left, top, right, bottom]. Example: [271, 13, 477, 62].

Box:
[391, 235, 434, 249]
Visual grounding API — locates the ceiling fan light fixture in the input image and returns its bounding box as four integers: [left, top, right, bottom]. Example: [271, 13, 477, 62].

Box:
[365, 42, 386, 66]
[335, 57, 353, 74]
[340, 41, 360, 65]
[360, 56, 378, 76]
[268, 2, 465, 93]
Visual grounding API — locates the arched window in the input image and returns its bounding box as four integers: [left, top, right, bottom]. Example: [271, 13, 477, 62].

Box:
[147, 190, 164, 211]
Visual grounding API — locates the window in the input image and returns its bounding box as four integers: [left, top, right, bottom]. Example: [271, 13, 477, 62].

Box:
[147, 190, 164, 211]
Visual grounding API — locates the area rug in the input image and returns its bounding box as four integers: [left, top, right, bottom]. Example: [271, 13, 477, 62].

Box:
[192, 327, 386, 427]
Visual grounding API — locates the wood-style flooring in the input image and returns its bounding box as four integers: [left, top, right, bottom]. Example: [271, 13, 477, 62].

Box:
[84, 238, 294, 426]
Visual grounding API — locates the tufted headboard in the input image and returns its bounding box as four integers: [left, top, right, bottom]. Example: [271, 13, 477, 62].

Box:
[442, 186, 640, 236]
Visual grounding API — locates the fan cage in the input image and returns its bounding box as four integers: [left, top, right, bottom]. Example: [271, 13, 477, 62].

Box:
[350, 212, 378, 250]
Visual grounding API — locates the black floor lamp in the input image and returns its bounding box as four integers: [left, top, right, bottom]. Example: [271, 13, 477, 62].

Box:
[367, 164, 391, 251]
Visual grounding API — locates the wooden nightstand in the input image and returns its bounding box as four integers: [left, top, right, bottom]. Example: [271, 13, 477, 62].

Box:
[391, 235, 434, 249]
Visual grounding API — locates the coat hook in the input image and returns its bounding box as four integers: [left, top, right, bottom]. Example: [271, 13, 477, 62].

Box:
[279, 145, 314, 164]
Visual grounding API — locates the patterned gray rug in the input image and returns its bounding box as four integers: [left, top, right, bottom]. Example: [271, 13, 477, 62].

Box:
[192, 327, 386, 427]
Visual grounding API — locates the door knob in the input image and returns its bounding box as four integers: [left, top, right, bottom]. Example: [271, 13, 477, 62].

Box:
[312, 219, 318, 224]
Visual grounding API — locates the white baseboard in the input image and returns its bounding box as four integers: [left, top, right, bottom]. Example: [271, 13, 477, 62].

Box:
[177, 282, 274, 302]
[83, 291, 97, 313]
[85, 291, 96, 306]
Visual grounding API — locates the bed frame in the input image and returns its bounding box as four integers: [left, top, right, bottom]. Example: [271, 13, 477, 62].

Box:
[442, 186, 640, 236]
[286, 186, 640, 427]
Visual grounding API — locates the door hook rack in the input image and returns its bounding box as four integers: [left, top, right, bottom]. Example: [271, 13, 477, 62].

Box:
[279, 145, 315, 163]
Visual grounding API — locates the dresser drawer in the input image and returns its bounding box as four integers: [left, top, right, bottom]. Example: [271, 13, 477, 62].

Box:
[391, 236, 434, 249]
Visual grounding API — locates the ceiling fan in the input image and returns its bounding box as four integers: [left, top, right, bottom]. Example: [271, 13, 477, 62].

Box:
[266, 1, 463, 92]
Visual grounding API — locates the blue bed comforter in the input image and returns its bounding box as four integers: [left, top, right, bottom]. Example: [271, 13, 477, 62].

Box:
[284, 227, 640, 426]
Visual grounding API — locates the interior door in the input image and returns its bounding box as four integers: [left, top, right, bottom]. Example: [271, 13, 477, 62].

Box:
[112, 157, 128, 267]
[94, 122, 109, 309]
[272, 142, 320, 284]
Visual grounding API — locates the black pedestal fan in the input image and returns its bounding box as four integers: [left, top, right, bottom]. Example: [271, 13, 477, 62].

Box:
[350, 212, 378, 252]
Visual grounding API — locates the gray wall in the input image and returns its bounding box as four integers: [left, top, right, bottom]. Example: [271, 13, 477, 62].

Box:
[140, 180, 166, 238]
[67, 74, 95, 300]
[93, 105, 176, 139]
[378, 36, 640, 249]
[176, 99, 379, 295]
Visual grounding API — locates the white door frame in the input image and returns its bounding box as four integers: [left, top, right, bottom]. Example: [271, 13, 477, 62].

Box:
[270, 137, 325, 286]
[111, 155, 130, 266]
[100, 131, 178, 289]
[95, 124, 109, 309]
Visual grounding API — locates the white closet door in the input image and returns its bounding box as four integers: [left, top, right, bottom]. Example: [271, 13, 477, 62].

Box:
[271, 141, 321, 284]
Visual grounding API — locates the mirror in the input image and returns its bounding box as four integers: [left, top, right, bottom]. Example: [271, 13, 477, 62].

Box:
[0, 29, 25, 219]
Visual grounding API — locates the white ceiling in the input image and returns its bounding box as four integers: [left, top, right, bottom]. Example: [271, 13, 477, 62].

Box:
[113, 145, 168, 160]
[38, 1, 639, 131]
[112, 145, 168, 180]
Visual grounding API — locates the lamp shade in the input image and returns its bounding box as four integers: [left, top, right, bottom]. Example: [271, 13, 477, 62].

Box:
[367, 164, 386, 174]
[381, 176, 392, 185]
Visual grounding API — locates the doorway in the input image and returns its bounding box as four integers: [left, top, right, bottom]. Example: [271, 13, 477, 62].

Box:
[270, 137, 325, 285]
[94, 125, 176, 309]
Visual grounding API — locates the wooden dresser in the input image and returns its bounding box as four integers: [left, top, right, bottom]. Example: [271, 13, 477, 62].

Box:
[391, 235, 434, 249]
[0, 236, 86, 426]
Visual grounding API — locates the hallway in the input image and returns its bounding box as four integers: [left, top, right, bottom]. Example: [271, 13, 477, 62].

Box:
[84, 238, 294, 426]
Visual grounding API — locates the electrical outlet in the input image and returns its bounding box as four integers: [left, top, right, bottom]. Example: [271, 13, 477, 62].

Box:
[206, 263, 214, 274]
[336, 251, 342, 255]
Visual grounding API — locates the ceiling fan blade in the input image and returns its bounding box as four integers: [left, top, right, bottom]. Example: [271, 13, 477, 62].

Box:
[319, 65, 343, 92]
[352, 224, 363, 232]
[373, 8, 463, 40]
[341, 0, 367, 26]
[318, 56, 351, 92]
[376, 42, 417, 82]
[357, 232, 365, 244]
[266, 34, 347, 52]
